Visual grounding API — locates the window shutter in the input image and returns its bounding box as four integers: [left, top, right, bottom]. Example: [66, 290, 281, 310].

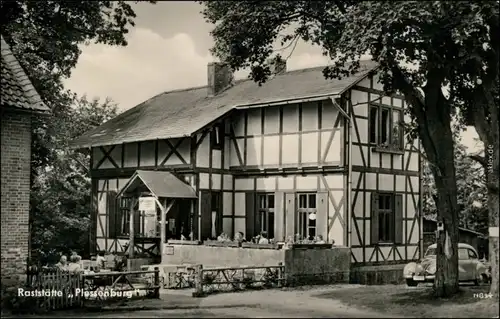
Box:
[107, 191, 117, 238]
[370, 193, 379, 245]
[200, 191, 212, 240]
[285, 193, 296, 239]
[394, 194, 403, 244]
[316, 192, 328, 241]
[245, 192, 256, 240]
[274, 192, 284, 241]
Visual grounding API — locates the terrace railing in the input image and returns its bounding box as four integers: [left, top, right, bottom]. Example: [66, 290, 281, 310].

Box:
[192, 263, 285, 297]
[24, 268, 160, 311]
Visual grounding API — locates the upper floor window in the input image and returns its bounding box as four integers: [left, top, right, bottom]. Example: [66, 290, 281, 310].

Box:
[369, 104, 403, 149]
[297, 193, 317, 240]
[257, 194, 275, 239]
[211, 123, 223, 150]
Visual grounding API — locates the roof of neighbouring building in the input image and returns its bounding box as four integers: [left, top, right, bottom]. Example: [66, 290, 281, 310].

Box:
[70, 60, 378, 149]
[1, 35, 49, 113]
[423, 217, 487, 238]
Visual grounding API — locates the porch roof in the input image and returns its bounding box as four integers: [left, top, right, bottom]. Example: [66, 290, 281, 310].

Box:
[117, 170, 197, 199]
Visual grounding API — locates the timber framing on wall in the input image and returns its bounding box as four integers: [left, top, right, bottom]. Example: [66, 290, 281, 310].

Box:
[86, 69, 422, 266]
[228, 100, 344, 172]
[347, 73, 422, 266]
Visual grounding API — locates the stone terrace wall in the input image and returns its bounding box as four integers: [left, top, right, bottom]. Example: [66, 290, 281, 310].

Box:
[162, 243, 285, 268]
[350, 264, 406, 285]
[284, 246, 350, 285]
[161, 243, 351, 286]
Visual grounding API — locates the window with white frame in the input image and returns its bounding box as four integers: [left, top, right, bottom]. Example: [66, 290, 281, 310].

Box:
[297, 193, 317, 240]
[257, 193, 275, 239]
[369, 104, 403, 149]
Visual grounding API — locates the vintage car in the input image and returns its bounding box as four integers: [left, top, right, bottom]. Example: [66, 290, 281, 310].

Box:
[403, 243, 489, 287]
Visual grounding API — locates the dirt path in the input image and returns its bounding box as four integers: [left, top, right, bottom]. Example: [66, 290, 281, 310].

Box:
[82, 286, 406, 318]
[8, 285, 406, 318]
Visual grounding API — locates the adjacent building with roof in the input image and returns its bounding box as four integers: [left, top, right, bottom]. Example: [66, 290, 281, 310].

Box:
[71, 59, 423, 267]
[1, 35, 50, 279]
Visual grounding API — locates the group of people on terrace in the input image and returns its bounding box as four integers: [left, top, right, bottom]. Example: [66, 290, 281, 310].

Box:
[53, 251, 108, 274]
[54, 251, 84, 273]
[212, 231, 331, 247]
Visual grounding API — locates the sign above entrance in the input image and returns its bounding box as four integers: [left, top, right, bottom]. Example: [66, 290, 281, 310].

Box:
[139, 197, 156, 211]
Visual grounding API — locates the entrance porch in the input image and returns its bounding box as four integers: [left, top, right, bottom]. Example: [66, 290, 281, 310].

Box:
[116, 170, 197, 261]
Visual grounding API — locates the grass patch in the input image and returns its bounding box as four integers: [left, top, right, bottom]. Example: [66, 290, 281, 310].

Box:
[315, 284, 499, 318]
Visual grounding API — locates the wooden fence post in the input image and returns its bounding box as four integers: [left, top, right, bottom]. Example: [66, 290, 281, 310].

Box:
[192, 264, 203, 297]
[154, 267, 160, 298]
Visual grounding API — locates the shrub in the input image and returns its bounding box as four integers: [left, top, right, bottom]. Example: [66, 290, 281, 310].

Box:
[1, 277, 44, 315]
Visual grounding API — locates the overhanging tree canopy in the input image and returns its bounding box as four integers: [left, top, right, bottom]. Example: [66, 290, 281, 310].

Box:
[200, 0, 499, 297]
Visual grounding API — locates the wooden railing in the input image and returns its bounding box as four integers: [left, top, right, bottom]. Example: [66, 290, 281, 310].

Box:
[24, 268, 160, 311]
[25, 271, 84, 310]
[81, 268, 160, 307]
[192, 264, 285, 297]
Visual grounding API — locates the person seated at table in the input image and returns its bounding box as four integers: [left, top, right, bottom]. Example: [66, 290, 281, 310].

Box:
[234, 231, 246, 243]
[217, 232, 230, 242]
[68, 255, 84, 273]
[71, 251, 82, 265]
[55, 255, 68, 271]
[96, 252, 106, 270]
[315, 235, 326, 244]
[258, 232, 270, 244]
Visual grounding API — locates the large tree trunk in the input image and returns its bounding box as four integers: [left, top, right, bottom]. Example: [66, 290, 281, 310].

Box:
[432, 156, 460, 297]
[487, 138, 499, 297]
[393, 66, 460, 297]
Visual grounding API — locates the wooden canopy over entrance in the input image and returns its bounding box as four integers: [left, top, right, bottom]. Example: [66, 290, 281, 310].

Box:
[117, 170, 197, 258]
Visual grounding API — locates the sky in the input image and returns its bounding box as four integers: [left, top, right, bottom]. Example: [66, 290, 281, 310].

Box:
[63, 1, 481, 152]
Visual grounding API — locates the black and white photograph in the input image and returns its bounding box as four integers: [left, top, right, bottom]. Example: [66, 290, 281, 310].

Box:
[1, 1, 498, 318]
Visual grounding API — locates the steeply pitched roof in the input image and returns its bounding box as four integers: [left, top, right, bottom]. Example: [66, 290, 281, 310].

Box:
[71, 60, 378, 149]
[1, 35, 50, 113]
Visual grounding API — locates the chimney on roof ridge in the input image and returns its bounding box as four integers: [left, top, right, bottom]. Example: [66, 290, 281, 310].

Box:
[268, 58, 287, 76]
[207, 62, 234, 96]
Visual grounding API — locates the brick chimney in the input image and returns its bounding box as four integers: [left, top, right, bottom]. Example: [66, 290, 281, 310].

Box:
[268, 58, 287, 75]
[207, 62, 233, 96]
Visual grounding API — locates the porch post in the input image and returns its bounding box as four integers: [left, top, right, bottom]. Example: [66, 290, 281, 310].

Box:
[190, 200, 195, 239]
[129, 199, 135, 258]
[160, 198, 167, 258]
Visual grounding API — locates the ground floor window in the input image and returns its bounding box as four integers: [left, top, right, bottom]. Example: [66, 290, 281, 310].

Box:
[297, 193, 317, 240]
[371, 192, 403, 244]
[378, 193, 395, 242]
[257, 193, 275, 239]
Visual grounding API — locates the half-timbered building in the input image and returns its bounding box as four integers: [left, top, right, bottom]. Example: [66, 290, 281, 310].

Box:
[71, 60, 423, 266]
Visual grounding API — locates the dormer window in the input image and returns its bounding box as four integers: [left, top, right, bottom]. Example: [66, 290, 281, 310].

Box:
[211, 123, 223, 149]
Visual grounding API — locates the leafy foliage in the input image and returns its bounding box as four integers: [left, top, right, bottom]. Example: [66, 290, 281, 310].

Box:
[200, 0, 499, 296]
[31, 97, 118, 263]
[1, 1, 155, 262]
[423, 138, 488, 234]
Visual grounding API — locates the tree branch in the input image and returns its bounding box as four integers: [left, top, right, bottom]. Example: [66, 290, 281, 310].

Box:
[469, 155, 487, 169]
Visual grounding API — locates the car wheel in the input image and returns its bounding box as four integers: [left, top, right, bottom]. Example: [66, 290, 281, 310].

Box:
[481, 273, 492, 284]
[406, 278, 418, 287]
